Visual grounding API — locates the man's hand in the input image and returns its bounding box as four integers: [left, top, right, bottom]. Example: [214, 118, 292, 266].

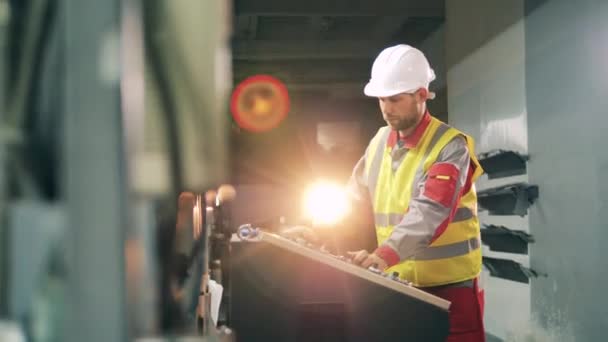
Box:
[347, 250, 388, 270]
[279, 225, 319, 243]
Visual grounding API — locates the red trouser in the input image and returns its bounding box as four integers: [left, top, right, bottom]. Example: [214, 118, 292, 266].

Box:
[424, 278, 485, 342]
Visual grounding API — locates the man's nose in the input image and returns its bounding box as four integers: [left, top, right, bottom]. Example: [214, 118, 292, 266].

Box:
[382, 103, 393, 115]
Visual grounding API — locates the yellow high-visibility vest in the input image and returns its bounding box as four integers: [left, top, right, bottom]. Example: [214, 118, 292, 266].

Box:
[364, 116, 484, 287]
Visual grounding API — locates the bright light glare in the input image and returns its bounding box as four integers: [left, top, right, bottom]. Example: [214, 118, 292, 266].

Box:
[304, 181, 350, 226]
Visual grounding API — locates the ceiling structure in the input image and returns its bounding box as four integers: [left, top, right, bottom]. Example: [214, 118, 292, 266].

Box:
[232, 0, 445, 100]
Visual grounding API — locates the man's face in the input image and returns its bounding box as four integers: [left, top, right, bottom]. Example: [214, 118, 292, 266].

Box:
[378, 89, 425, 131]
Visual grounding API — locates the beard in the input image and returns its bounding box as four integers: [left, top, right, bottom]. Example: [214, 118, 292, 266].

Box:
[385, 115, 420, 131]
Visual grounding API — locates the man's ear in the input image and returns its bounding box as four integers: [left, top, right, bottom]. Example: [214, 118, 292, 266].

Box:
[416, 88, 429, 102]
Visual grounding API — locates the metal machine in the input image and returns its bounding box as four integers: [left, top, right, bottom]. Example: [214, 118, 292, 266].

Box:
[0, 0, 233, 340]
[230, 227, 450, 341]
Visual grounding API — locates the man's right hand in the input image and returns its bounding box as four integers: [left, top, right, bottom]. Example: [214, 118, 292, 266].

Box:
[279, 225, 319, 243]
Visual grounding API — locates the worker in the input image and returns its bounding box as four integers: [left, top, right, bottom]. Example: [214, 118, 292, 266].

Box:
[345, 44, 486, 341]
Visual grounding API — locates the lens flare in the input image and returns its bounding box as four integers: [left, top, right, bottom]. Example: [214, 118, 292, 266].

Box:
[303, 181, 350, 226]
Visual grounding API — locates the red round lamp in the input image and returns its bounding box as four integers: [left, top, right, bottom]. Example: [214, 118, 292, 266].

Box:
[230, 75, 290, 132]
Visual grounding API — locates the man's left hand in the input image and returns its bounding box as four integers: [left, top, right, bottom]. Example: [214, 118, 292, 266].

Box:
[347, 250, 388, 270]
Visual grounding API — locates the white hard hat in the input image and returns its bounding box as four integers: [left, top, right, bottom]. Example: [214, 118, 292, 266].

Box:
[364, 44, 436, 99]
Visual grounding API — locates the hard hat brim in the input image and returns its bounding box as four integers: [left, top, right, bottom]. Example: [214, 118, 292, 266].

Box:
[363, 82, 435, 99]
[363, 82, 408, 98]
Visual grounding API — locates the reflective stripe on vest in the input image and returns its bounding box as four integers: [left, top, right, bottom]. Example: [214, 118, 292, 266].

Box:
[366, 128, 391, 200]
[374, 207, 474, 227]
[413, 237, 481, 261]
